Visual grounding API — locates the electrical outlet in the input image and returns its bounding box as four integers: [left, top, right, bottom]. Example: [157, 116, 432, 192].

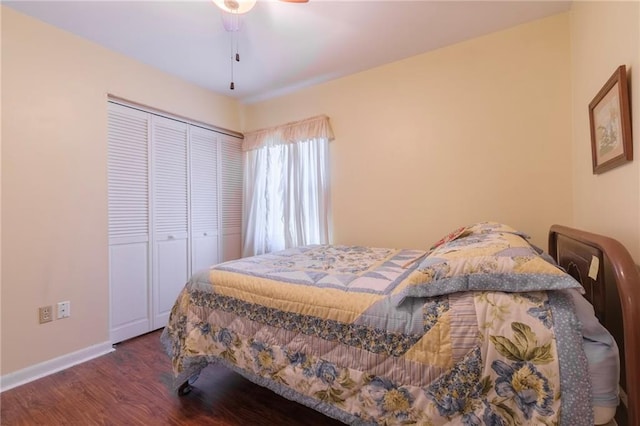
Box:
[39, 306, 53, 324]
[57, 301, 71, 319]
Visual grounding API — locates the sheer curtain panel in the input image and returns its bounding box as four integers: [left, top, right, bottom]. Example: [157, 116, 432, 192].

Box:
[242, 115, 334, 257]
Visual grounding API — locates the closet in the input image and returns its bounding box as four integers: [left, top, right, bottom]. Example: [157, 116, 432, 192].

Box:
[107, 101, 242, 343]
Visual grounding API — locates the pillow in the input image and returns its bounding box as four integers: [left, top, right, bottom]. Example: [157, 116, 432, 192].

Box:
[426, 221, 528, 254]
[393, 231, 582, 304]
[464, 221, 530, 239]
[427, 226, 470, 252]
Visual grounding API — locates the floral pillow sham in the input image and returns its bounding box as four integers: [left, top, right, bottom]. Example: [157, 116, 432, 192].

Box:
[395, 230, 582, 303]
[427, 225, 469, 252]
[426, 221, 530, 254]
[464, 221, 531, 238]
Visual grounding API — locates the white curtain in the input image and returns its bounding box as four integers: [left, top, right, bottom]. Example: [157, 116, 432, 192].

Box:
[242, 115, 333, 257]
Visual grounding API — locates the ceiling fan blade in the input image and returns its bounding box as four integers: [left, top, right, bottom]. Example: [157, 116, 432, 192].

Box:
[279, 0, 309, 3]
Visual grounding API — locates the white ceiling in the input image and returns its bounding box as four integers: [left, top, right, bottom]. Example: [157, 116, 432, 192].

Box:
[4, 0, 571, 104]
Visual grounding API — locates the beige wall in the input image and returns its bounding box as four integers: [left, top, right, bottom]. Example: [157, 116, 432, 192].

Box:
[243, 14, 573, 250]
[569, 1, 640, 261]
[1, 7, 241, 375]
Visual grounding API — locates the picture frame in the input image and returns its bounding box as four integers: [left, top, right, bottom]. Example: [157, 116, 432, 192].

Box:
[589, 65, 633, 174]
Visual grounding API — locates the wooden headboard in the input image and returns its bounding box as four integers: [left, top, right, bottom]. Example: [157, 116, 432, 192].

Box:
[549, 225, 639, 426]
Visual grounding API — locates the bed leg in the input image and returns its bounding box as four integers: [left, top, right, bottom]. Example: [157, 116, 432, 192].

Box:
[177, 372, 200, 396]
[177, 381, 193, 396]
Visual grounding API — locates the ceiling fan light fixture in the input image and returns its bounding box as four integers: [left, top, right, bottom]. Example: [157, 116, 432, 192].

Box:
[212, 0, 257, 14]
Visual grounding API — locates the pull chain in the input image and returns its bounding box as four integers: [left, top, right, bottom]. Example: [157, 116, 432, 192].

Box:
[223, 10, 242, 91]
[236, 31, 240, 62]
[229, 27, 235, 90]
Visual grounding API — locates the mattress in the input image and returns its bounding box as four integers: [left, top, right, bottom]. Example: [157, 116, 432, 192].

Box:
[568, 288, 620, 424]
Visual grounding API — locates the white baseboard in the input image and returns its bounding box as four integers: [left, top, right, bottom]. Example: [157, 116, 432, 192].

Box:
[0, 341, 114, 392]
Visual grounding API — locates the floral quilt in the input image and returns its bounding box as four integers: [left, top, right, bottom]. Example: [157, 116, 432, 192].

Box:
[161, 240, 593, 425]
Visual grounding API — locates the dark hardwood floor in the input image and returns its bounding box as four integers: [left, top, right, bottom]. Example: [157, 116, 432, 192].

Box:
[1, 330, 344, 425]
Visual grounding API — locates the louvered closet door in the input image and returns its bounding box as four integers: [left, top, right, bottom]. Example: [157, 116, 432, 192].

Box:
[107, 103, 151, 343]
[221, 136, 243, 261]
[190, 126, 220, 272]
[151, 115, 189, 329]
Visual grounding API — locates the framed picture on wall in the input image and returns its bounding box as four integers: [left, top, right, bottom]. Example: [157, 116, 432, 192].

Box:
[588, 65, 633, 174]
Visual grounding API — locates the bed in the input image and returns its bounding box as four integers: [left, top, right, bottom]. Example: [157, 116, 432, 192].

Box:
[161, 222, 639, 425]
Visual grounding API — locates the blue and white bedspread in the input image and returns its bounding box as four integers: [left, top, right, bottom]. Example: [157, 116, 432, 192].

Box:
[162, 225, 609, 425]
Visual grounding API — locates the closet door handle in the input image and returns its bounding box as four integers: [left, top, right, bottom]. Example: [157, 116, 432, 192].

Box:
[203, 232, 208, 236]
[168, 234, 175, 240]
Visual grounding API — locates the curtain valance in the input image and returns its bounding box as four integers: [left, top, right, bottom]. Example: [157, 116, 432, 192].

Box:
[242, 115, 334, 152]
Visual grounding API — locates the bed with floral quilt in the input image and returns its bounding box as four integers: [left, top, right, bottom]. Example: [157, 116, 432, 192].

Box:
[161, 222, 621, 425]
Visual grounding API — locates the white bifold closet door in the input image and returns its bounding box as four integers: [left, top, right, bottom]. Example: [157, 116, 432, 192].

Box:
[108, 103, 151, 343]
[151, 115, 189, 330]
[108, 101, 242, 343]
[190, 126, 220, 273]
[221, 136, 243, 261]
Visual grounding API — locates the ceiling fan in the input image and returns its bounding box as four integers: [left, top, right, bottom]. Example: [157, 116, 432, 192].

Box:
[213, 0, 307, 15]
[213, 0, 307, 91]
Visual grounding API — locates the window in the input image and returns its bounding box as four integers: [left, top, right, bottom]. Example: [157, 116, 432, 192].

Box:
[242, 116, 334, 256]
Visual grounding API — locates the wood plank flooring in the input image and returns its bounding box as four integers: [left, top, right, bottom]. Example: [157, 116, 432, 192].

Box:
[1, 330, 344, 425]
